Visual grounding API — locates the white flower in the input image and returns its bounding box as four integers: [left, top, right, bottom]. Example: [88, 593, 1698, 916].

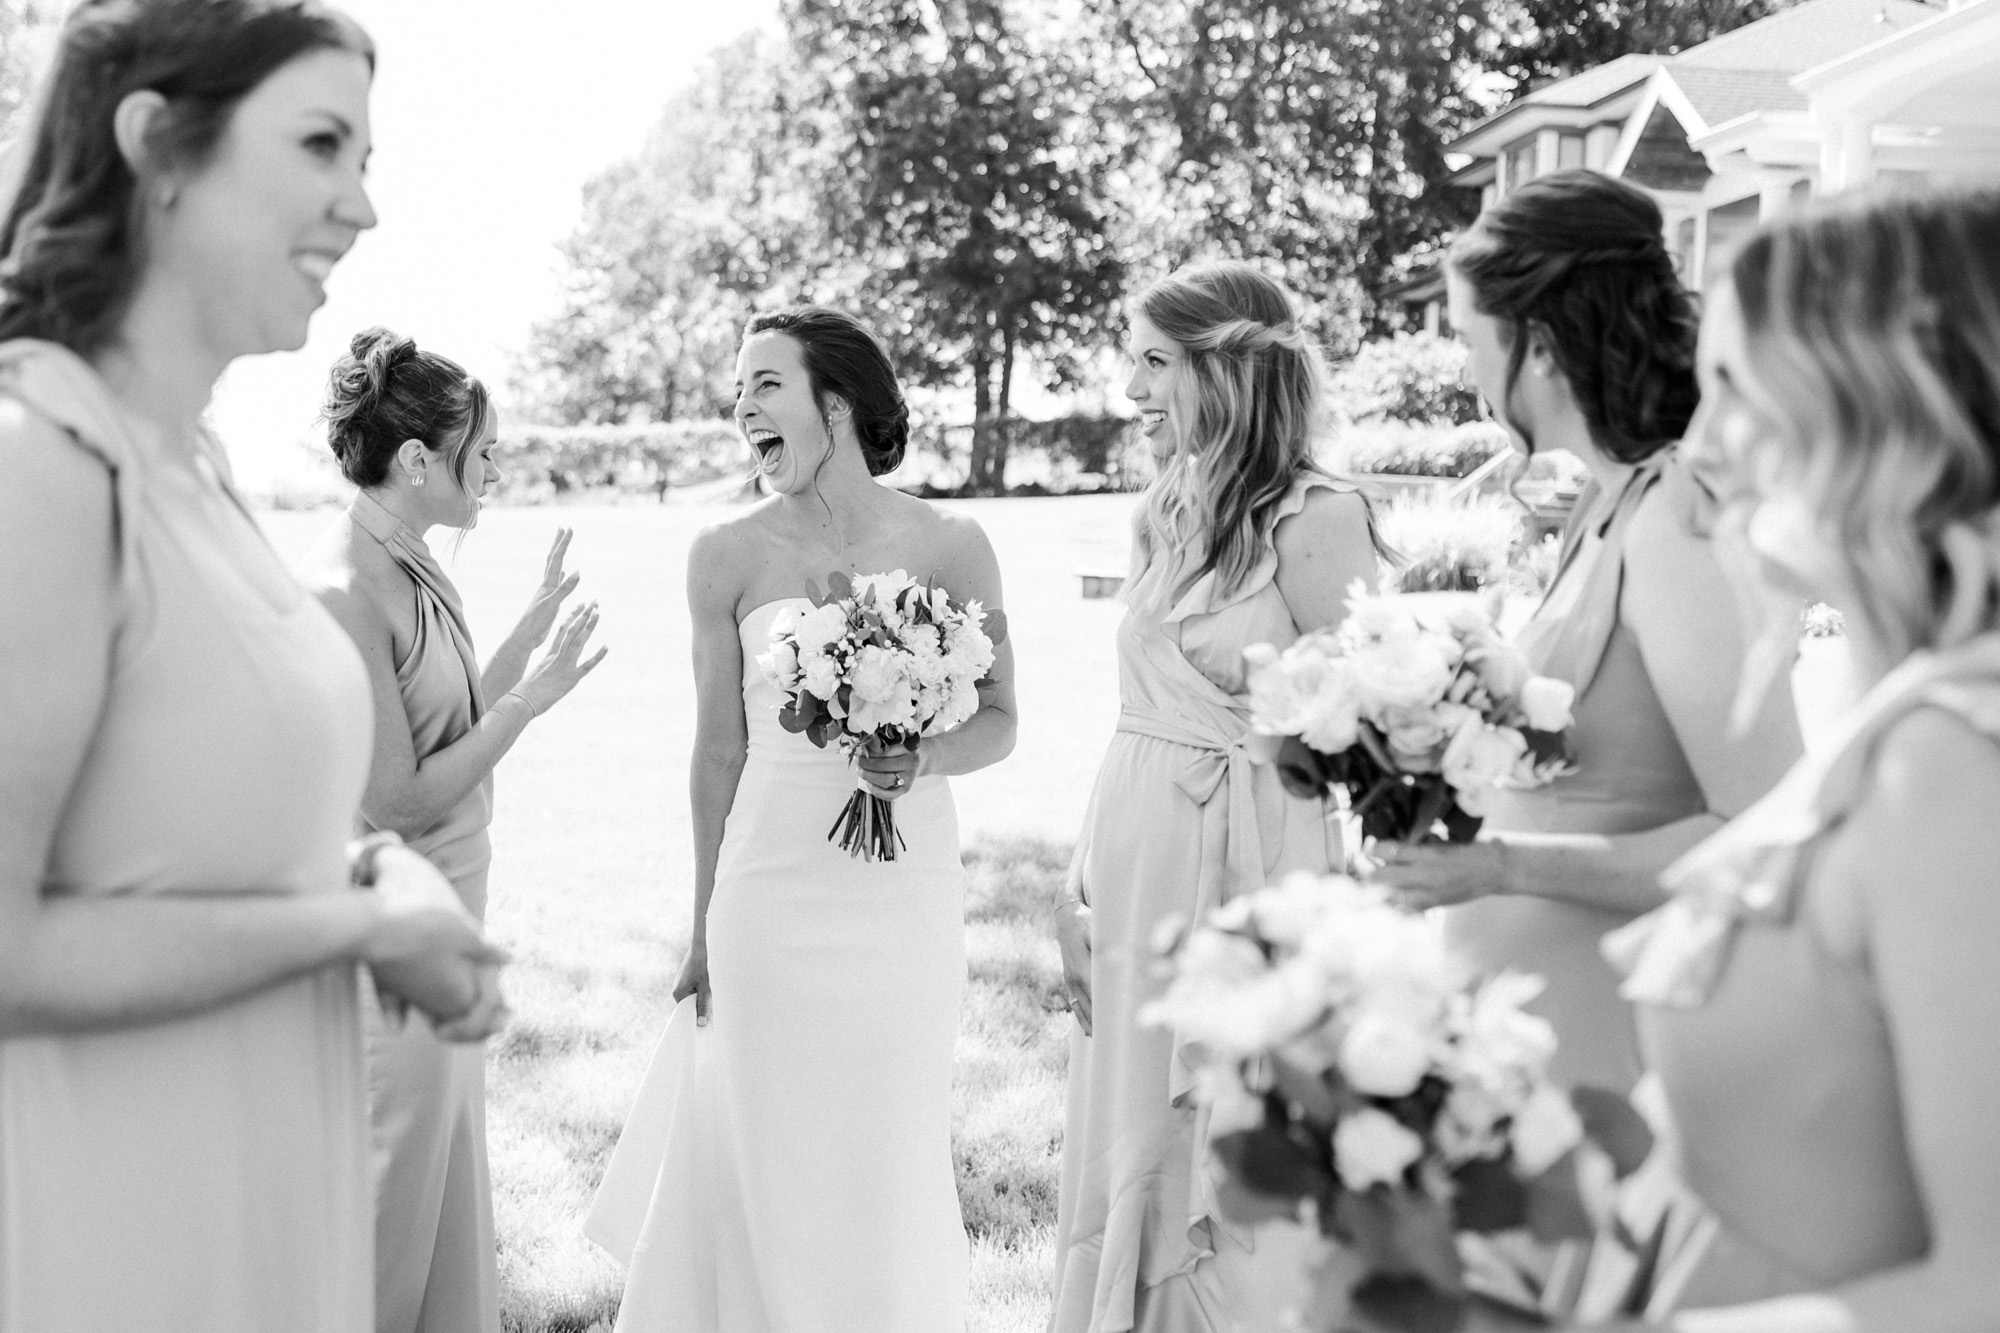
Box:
[850, 645, 910, 704]
[853, 569, 914, 606]
[1380, 702, 1470, 773]
[799, 651, 841, 700]
[1473, 641, 1531, 700]
[794, 603, 849, 654]
[1451, 972, 1558, 1096]
[1141, 930, 1327, 1055]
[1347, 622, 1462, 712]
[1436, 1082, 1509, 1164]
[1194, 1063, 1269, 1136]
[1510, 1084, 1584, 1176]
[1519, 676, 1576, 732]
[1338, 1008, 1435, 1097]
[1333, 1108, 1424, 1191]
[1442, 719, 1528, 798]
[758, 637, 801, 691]
[769, 604, 805, 639]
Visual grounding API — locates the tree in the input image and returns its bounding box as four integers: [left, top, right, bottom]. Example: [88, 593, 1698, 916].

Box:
[785, 0, 1126, 494]
[1496, 0, 1803, 88]
[1093, 0, 1497, 348]
[512, 32, 835, 425]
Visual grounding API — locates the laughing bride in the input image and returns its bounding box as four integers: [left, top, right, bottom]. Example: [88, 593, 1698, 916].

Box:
[585, 306, 1017, 1332]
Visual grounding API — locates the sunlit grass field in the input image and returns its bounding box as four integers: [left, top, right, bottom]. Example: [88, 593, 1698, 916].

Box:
[258, 495, 1134, 1332]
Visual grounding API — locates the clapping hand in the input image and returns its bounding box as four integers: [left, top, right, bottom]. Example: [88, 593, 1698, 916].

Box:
[514, 528, 581, 650]
[514, 600, 608, 716]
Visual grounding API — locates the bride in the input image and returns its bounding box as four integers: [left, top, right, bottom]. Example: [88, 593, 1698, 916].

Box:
[587, 306, 1017, 1332]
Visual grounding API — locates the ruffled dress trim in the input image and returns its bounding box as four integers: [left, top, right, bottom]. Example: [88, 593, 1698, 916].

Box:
[1605, 632, 2000, 1007]
[1145, 471, 1358, 627]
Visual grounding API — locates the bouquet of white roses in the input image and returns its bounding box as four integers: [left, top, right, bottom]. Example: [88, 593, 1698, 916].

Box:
[1245, 587, 1575, 845]
[1144, 872, 1658, 1331]
[759, 569, 1004, 861]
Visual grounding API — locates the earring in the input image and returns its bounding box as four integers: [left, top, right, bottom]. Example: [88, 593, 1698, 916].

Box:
[410, 468, 426, 488]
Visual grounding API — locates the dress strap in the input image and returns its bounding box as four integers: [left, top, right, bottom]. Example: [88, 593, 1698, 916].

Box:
[350, 491, 486, 716]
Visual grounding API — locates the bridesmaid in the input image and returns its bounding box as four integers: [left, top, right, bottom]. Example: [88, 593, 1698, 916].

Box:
[303, 328, 606, 1333]
[1050, 261, 1383, 1333]
[0, 6, 506, 1332]
[1584, 189, 2000, 1332]
[1374, 170, 1801, 1092]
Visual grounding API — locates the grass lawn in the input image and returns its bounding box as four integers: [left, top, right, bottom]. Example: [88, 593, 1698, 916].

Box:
[256, 493, 1849, 1333]
[257, 495, 1136, 1332]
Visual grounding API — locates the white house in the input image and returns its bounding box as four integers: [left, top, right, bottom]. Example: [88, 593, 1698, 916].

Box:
[1399, 0, 2000, 317]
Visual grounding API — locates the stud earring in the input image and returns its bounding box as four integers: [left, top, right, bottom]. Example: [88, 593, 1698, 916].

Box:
[410, 469, 426, 487]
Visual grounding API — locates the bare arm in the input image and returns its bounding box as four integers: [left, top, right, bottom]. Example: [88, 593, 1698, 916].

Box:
[0, 410, 460, 1037]
[1273, 485, 1381, 636]
[675, 525, 751, 1023]
[1672, 711, 2000, 1333]
[913, 514, 1018, 780]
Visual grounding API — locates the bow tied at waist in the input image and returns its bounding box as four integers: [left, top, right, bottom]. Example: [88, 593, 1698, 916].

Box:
[1115, 705, 1268, 935]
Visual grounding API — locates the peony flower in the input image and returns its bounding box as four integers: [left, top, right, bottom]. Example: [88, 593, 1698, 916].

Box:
[1518, 676, 1576, 732]
[1442, 719, 1529, 798]
[1509, 1084, 1584, 1176]
[794, 603, 850, 654]
[758, 638, 801, 691]
[1381, 702, 1471, 772]
[1338, 1008, 1435, 1098]
[850, 645, 911, 705]
[1473, 641, 1531, 700]
[853, 569, 914, 606]
[1347, 622, 1462, 713]
[1333, 1108, 1424, 1192]
[1452, 972, 1558, 1096]
[799, 651, 841, 701]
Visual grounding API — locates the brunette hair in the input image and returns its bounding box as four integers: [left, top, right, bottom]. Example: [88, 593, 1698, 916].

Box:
[1729, 190, 2000, 661]
[0, 0, 372, 355]
[323, 327, 490, 493]
[1136, 260, 1353, 596]
[743, 306, 909, 477]
[1450, 169, 1697, 462]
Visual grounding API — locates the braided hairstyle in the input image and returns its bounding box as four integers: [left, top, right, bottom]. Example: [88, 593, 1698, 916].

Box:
[743, 306, 909, 477]
[322, 326, 490, 493]
[1450, 170, 1698, 463]
[1137, 260, 1349, 597]
[0, 0, 372, 355]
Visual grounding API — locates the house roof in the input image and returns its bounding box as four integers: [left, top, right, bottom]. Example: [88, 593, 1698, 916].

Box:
[1448, 0, 1944, 155]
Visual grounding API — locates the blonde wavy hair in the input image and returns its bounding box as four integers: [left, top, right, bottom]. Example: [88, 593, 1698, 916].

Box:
[1730, 190, 2000, 664]
[1135, 261, 1346, 598]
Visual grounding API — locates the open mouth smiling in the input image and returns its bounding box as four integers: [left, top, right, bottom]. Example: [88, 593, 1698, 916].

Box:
[747, 428, 784, 469]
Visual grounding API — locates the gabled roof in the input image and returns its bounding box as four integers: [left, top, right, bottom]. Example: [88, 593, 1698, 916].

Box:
[1673, 0, 1937, 72]
[1448, 0, 1944, 157]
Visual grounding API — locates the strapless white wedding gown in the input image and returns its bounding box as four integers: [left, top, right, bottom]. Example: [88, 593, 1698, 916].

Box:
[587, 598, 970, 1332]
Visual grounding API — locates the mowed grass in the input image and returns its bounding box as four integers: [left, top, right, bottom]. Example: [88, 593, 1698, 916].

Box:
[256, 495, 1134, 1332]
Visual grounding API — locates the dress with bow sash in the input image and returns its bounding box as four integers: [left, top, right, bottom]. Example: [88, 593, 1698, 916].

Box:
[1600, 635, 2000, 1305]
[1444, 450, 1710, 1093]
[343, 491, 501, 1333]
[1050, 475, 1348, 1333]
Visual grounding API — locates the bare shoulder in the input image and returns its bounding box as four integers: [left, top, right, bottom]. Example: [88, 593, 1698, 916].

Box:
[1843, 704, 2000, 914]
[1621, 465, 1729, 631]
[1275, 483, 1372, 553]
[0, 398, 114, 542]
[686, 507, 772, 615]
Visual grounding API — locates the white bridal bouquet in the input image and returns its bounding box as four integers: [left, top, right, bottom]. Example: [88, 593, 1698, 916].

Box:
[1245, 587, 1576, 845]
[759, 570, 1004, 861]
[1145, 873, 1659, 1331]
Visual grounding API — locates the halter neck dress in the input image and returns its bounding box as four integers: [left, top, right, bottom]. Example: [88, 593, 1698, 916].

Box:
[344, 491, 501, 1333]
[0, 339, 375, 1332]
[1050, 475, 1352, 1333]
[1444, 450, 1709, 1092]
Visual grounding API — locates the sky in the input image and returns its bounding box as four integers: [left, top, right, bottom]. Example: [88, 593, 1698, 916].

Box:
[195, 0, 778, 492]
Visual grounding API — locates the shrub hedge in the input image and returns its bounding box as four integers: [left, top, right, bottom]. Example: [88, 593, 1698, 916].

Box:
[492, 421, 745, 501]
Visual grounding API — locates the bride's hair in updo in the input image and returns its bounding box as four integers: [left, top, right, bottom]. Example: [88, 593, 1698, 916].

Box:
[1136, 260, 1351, 597]
[323, 326, 491, 491]
[743, 306, 909, 477]
[1450, 169, 1698, 462]
[1729, 189, 2000, 663]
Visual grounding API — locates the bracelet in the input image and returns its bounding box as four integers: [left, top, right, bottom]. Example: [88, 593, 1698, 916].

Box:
[347, 830, 403, 888]
[502, 690, 541, 718]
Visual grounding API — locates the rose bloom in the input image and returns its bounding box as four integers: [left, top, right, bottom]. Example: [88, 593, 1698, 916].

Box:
[853, 569, 914, 605]
[758, 638, 801, 691]
[1442, 718, 1528, 799]
[1348, 622, 1461, 712]
[1338, 1008, 1436, 1098]
[1333, 1107, 1425, 1192]
[800, 651, 841, 701]
[850, 644, 911, 704]
[1519, 675, 1576, 732]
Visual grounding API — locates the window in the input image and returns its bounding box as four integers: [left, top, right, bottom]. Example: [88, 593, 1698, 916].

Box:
[1504, 138, 1538, 193]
